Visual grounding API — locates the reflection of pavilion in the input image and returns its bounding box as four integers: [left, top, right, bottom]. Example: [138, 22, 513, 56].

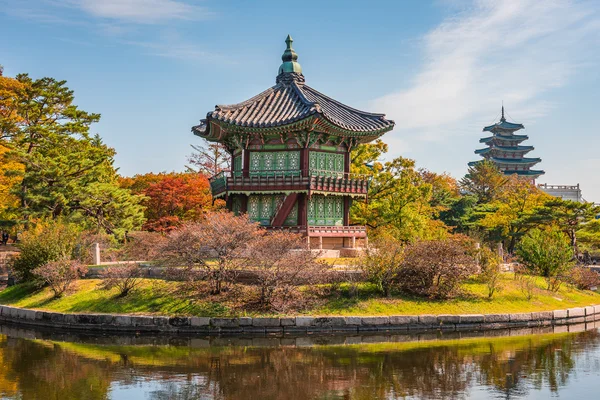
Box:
[192, 36, 394, 250]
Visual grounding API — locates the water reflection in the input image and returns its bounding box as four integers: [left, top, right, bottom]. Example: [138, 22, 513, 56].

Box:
[1, 326, 600, 399]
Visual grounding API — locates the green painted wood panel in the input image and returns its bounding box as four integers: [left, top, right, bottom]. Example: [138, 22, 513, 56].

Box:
[307, 195, 343, 226]
[233, 155, 242, 177]
[248, 194, 298, 226]
[309, 152, 344, 177]
[249, 151, 300, 176]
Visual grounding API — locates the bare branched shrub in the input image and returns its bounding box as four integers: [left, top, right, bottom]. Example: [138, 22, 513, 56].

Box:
[359, 238, 405, 297]
[161, 212, 261, 295]
[567, 267, 600, 290]
[32, 259, 88, 298]
[121, 231, 167, 261]
[100, 264, 143, 297]
[245, 231, 327, 311]
[514, 264, 537, 300]
[478, 247, 503, 299]
[398, 239, 478, 299]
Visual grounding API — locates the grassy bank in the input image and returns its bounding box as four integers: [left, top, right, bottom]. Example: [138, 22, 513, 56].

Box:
[0, 273, 599, 317]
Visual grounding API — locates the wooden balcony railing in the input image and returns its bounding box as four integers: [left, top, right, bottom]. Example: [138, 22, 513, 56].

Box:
[265, 225, 367, 238]
[209, 169, 370, 197]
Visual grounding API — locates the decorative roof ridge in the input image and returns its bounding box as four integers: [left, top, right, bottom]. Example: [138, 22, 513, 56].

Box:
[300, 84, 390, 120]
[289, 80, 320, 113]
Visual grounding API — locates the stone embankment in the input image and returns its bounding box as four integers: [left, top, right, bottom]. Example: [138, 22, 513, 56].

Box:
[1, 304, 599, 335]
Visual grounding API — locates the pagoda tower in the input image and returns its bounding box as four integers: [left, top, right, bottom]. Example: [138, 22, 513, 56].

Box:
[469, 107, 545, 180]
[192, 36, 395, 249]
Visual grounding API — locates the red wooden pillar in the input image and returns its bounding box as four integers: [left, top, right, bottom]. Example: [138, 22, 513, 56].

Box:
[241, 194, 248, 214]
[242, 149, 250, 178]
[300, 148, 309, 177]
[344, 149, 350, 174]
[343, 196, 350, 226]
[298, 193, 308, 228]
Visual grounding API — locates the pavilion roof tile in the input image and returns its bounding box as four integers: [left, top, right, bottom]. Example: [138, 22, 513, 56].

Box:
[197, 80, 394, 134]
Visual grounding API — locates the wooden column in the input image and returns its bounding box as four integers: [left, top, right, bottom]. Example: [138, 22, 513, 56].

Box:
[298, 193, 308, 228]
[344, 149, 351, 173]
[343, 197, 350, 226]
[300, 148, 309, 177]
[242, 149, 250, 178]
[241, 194, 248, 214]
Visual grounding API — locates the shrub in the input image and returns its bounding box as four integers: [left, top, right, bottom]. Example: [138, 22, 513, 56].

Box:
[359, 238, 405, 297]
[245, 231, 326, 311]
[161, 212, 261, 295]
[11, 220, 82, 281]
[398, 239, 477, 299]
[100, 264, 143, 297]
[31, 259, 88, 298]
[478, 246, 503, 299]
[568, 267, 600, 290]
[514, 264, 537, 300]
[121, 231, 167, 261]
[517, 227, 574, 292]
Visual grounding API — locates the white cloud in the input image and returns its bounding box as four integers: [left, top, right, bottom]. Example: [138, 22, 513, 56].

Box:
[372, 0, 600, 142]
[64, 0, 210, 23]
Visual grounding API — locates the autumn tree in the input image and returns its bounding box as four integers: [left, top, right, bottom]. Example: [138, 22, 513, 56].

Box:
[187, 138, 230, 176]
[121, 172, 218, 232]
[0, 70, 25, 223]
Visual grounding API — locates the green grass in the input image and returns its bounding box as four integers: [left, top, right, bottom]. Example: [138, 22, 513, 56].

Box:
[0, 273, 599, 317]
[0, 280, 231, 316]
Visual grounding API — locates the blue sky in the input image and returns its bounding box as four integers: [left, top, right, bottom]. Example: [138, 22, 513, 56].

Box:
[1, 0, 600, 200]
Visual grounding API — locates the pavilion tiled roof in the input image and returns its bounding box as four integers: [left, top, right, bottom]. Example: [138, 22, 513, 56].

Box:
[203, 80, 393, 133]
[193, 36, 394, 139]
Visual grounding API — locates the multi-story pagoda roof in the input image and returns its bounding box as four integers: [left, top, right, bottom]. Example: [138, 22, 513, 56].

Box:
[470, 107, 545, 180]
[193, 35, 395, 145]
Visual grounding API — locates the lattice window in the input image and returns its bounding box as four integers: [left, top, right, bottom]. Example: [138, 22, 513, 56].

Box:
[276, 152, 286, 171]
[263, 152, 274, 171]
[309, 152, 345, 176]
[289, 151, 300, 170]
[308, 195, 343, 226]
[248, 196, 260, 220]
[248, 151, 300, 176]
[250, 152, 261, 172]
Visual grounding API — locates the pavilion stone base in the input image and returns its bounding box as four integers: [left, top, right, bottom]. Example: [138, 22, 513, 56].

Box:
[308, 237, 366, 251]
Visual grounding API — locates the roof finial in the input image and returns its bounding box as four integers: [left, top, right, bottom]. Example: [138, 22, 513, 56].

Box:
[501, 102, 505, 121]
[277, 34, 303, 80]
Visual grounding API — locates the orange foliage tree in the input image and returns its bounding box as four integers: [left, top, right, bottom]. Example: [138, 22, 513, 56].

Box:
[121, 172, 221, 232]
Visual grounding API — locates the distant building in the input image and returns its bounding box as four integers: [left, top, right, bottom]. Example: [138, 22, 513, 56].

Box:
[470, 107, 545, 180]
[538, 183, 583, 202]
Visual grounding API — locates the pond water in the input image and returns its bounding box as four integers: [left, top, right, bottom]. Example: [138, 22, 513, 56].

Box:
[1, 324, 600, 399]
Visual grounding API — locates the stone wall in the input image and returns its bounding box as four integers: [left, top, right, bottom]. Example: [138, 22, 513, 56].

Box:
[0, 304, 599, 336]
